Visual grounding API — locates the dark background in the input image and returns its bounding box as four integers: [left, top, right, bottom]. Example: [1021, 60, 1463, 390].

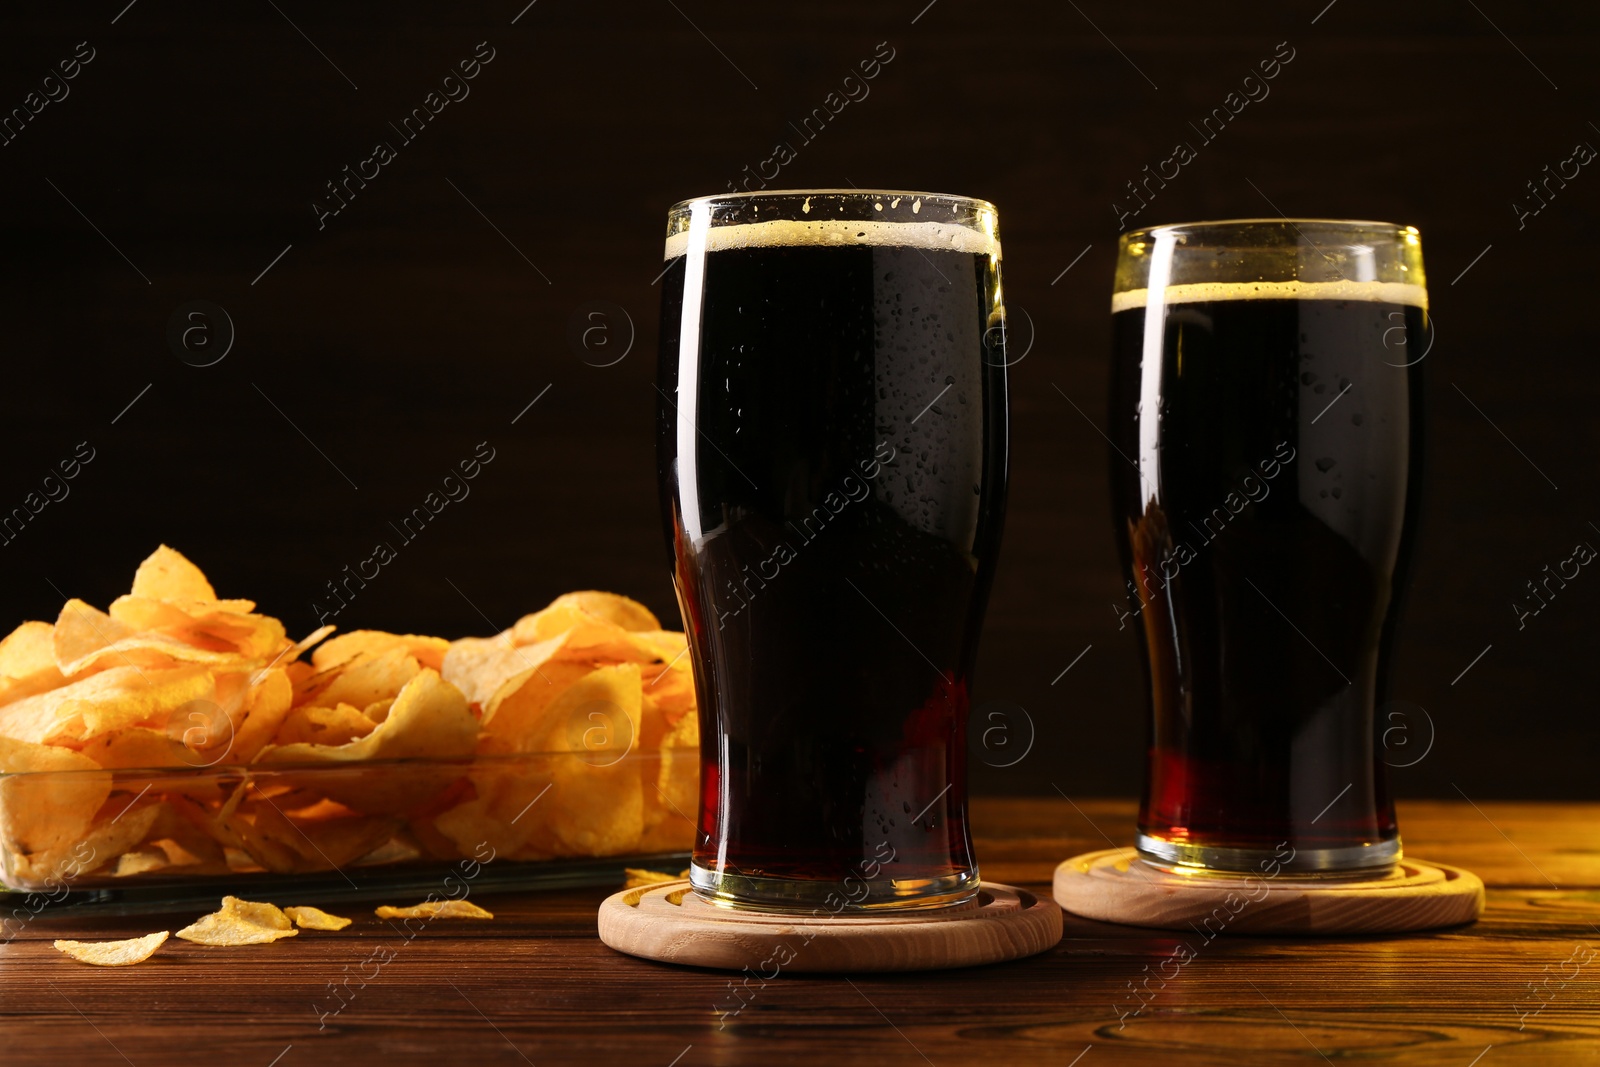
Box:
[1, 2, 1594, 800]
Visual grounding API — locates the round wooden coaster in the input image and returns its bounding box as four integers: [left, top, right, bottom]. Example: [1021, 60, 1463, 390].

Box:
[1053, 848, 1484, 935]
[598, 880, 1062, 972]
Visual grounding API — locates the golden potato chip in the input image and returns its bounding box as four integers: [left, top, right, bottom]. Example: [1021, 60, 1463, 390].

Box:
[256, 670, 477, 814]
[260, 669, 477, 766]
[245, 796, 399, 872]
[0, 621, 66, 712]
[622, 867, 682, 888]
[511, 592, 660, 643]
[313, 646, 421, 710]
[484, 662, 640, 756]
[113, 849, 169, 876]
[640, 705, 698, 853]
[476, 661, 595, 747]
[432, 784, 543, 862]
[214, 806, 305, 874]
[0, 664, 214, 745]
[54, 930, 168, 966]
[374, 899, 492, 920]
[469, 665, 645, 858]
[80, 727, 193, 769]
[130, 545, 218, 604]
[0, 620, 60, 681]
[144, 799, 228, 869]
[275, 704, 375, 747]
[312, 630, 450, 673]
[442, 633, 563, 709]
[231, 667, 293, 763]
[0, 736, 111, 860]
[175, 895, 297, 945]
[11, 798, 161, 884]
[183, 611, 287, 661]
[52, 597, 136, 674]
[284, 905, 352, 930]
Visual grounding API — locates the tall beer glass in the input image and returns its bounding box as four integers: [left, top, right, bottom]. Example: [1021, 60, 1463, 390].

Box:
[1110, 219, 1427, 873]
[657, 190, 1008, 910]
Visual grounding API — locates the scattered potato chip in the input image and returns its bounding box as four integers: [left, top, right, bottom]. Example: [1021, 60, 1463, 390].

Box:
[54, 930, 168, 966]
[175, 895, 298, 945]
[374, 899, 493, 920]
[284, 905, 352, 930]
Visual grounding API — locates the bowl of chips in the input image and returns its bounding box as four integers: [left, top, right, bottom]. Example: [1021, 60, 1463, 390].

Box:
[0, 547, 698, 895]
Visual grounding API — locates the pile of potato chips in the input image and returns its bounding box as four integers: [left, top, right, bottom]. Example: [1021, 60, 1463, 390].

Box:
[0, 546, 698, 889]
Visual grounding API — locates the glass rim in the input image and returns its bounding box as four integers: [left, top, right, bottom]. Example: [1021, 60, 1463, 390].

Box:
[667, 188, 998, 216]
[1122, 217, 1418, 244]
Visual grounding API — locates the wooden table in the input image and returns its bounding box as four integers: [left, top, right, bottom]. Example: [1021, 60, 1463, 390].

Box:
[3, 799, 1597, 1066]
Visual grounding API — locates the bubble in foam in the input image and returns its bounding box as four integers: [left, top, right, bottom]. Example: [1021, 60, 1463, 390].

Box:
[1111, 279, 1428, 314]
[663, 218, 999, 261]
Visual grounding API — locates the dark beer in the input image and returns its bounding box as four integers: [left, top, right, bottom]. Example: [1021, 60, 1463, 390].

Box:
[657, 201, 1008, 908]
[1110, 280, 1426, 870]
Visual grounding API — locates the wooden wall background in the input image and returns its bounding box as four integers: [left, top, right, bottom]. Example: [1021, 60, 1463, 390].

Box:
[1, 1, 1595, 799]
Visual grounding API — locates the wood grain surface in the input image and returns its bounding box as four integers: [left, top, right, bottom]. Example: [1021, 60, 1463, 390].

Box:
[3, 798, 1597, 1066]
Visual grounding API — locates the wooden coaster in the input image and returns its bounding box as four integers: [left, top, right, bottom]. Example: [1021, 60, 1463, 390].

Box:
[598, 880, 1062, 972]
[1053, 848, 1484, 935]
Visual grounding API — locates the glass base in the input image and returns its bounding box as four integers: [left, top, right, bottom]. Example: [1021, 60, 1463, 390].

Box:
[1135, 832, 1402, 876]
[688, 862, 980, 913]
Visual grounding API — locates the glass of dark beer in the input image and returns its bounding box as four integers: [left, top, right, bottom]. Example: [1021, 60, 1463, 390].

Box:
[657, 190, 1009, 910]
[1110, 219, 1428, 874]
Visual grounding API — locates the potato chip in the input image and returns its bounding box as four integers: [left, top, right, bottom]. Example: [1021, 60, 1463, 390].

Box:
[175, 895, 298, 945]
[130, 545, 218, 604]
[256, 670, 477, 814]
[374, 899, 493, 920]
[0, 664, 214, 745]
[80, 727, 194, 770]
[511, 592, 660, 642]
[640, 706, 698, 853]
[260, 669, 477, 766]
[470, 664, 645, 857]
[245, 797, 399, 872]
[312, 646, 420, 710]
[312, 630, 450, 674]
[113, 848, 169, 876]
[442, 633, 564, 709]
[144, 799, 228, 869]
[54, 930, 168, 966]
[622, 867, 682, 888]
[432, 782, 543, 861]
[0, 621, 60, 681]
[275, 704, 375, 747]
[230, 668, 293, 763]
[284, 905, 352, 930]
[0, 736, 110, 858]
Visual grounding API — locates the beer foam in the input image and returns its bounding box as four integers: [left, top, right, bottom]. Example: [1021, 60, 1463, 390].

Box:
[663, 218, 999, 261]
[1111, 279, 1428, 313]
